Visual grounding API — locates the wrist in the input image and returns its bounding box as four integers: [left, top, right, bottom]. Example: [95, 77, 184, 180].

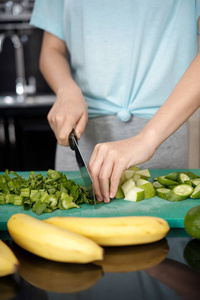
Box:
[56, 79, 81, 96]
[138, 127, 160, 153]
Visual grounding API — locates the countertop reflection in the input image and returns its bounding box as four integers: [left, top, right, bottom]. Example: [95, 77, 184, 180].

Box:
[0, 230, 200, 300]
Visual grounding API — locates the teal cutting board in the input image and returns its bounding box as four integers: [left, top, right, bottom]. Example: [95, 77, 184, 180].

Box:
[1, 169, 200, 231]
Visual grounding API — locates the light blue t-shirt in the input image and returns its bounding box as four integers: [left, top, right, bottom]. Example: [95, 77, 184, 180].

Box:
[30, 0, 200, 122]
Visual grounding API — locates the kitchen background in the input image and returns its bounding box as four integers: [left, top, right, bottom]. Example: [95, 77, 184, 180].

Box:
[0, 0, 57, 171]
[0, 0, 199, 172]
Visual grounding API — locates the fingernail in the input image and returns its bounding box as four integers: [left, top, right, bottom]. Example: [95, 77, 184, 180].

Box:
[76, 132, 81, 139]
[97, 196, 103, 202]
[104, 198, 110, 203]
[109, 192, 114, 199]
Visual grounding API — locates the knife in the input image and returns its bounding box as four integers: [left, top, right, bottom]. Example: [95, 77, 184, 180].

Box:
[69, 129, 96, 208]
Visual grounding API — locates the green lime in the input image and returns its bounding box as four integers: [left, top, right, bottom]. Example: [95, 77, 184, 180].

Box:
[184, 205, 200, 239]
[184, 239, 200, 272]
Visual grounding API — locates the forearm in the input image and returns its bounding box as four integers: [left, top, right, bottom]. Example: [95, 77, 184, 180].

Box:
[39, 32, 78, 95]
[39, 32, 88, 145]
[140, 52, 200, 151]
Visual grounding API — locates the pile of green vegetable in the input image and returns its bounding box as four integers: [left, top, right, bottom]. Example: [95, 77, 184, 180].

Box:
[0, 169, 94, 215]
[153, 171, 200, 201]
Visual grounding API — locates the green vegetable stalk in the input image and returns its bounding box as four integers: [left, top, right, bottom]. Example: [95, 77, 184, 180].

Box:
[0, 169, 94, 215]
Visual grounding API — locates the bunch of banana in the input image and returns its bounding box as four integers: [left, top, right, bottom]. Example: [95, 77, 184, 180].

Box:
[7, 214, 103, 263]
[94, 239, 169, 273]
[44, 216, 170, 246]
[0, 239, 19, 277]
[11, 242, 103, 293]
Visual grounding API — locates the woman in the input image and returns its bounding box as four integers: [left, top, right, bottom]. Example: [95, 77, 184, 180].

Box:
[30, 0, 200, 203]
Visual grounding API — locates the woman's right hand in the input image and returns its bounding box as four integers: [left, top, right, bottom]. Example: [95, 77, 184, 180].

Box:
[47, 83, 88, 146]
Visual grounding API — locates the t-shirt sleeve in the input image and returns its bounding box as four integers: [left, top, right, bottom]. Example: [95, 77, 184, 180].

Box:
[30, 0, 65, 41]
[196, 0, 200, 35]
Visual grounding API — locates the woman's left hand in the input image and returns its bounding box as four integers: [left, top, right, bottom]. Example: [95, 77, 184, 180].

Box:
[88, 134, 156, 203]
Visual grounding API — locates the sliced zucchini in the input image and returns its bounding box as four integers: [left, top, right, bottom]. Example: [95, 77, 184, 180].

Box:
[156, 188, 171, 200]
[166, 184, 194, 202]
[157, 176, 179, 187]
[190, 184, 200, 199]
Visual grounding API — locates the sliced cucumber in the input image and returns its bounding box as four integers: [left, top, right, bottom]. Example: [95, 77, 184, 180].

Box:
[184, 171, 200, 179]
[157, 176, 179, 187]
[192, 178, 200, 187]
[166, 184, 194, 202]
[168, 185, 177, 190]
[156, 188, 171, 200]
[121, 179, 135, 197]
[190, 184, 200, 199]
[120, 169, 135, 185]
[128, 166, 141, 172]
[132, 174, 141, 183]
[135, 169, 151, 178]
[153, 181, 164, 189]
[124, 187, 144, 202]
[115, 184, 124, 199]
[177, 173, 191, 185]
[136, 178, 149, 187]
[137, 181, 156, 199]
[165, 172, 180, 181]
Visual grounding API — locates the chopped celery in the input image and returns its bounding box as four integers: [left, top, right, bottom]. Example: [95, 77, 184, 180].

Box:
[62, 199, 79, 210]
[48, 195, 58, 208]
[40, 191, 49, 203]
[0, 169, 94, 215]
[23, 198, 32, 210]
[0, 193, 6, 204]
[47, 169, 61, 181]
[20, 187, 30, 197]
[14, 196, 23, 206]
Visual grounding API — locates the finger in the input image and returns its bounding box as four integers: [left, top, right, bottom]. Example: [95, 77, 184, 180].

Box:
[88, 146, 104, 202]
[109, 164, 125, 199]
[75, 112, 88, 140]
[88, 143, 101, 168]
[57, 119, 75, 146]
[98, 157, 114, 203]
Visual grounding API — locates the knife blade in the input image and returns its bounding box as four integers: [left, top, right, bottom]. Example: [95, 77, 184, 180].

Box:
[69, 129, 96, 208]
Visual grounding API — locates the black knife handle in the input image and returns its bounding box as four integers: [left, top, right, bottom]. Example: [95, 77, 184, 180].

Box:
[69, 128, 78, 150]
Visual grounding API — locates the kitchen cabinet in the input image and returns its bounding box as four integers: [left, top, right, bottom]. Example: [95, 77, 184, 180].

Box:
[0, 103, 57, 171]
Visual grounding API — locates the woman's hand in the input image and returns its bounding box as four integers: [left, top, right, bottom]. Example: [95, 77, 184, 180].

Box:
[39, 31, 88, 146]
[48, 84, 88, 146]
[88, 133, 156, 203]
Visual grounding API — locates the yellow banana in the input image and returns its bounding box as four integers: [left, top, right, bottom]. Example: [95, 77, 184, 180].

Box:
[94, 239, 169, 273]
[0, 240, 19, 277]
[7, 214, 103, 263]
[11, 242, 103, 293]
[44, 216, 170, 246]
